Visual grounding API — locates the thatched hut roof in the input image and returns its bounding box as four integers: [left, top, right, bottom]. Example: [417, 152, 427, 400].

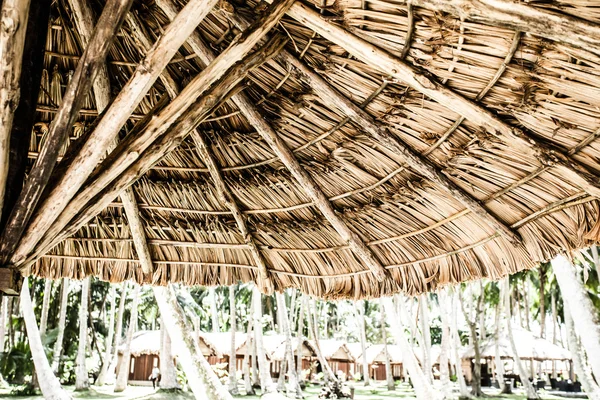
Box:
[199, 332, 248, 357]
[359, 343, 403, 364]
[312, 339, 354, 361]
[118, 329, 220, 357]
[6, 0, 600, 298]
[462, 328, 571, 361]
[262, 334, 317, 361]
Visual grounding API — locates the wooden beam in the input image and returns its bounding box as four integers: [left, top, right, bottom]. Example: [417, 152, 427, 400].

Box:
[0, 0, 133, 263]
[125, 8, 274, 291]
[0, 0, 32, 219]
[22, 35, 289, 269]
[222, 9, 522, 245]
[68, 0, 154, 275]
[1, 0, 51, 231]
[159, 0, 388, 282]
[7, 0, 293, 264]
[9, 0, 221, 266]
[273, 0, 600, 200]
[191, 132, 275, 293]
[403, 0, 600, 57]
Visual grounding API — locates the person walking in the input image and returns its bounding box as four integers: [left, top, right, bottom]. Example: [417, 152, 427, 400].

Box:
[149, 365, 160, 389]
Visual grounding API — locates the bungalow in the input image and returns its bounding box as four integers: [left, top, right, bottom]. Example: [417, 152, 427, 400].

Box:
[359, 344, 404, 381]
[201, 331, 248, 370]
[262, 334, 317, 378]
[310, 339, 355, 377]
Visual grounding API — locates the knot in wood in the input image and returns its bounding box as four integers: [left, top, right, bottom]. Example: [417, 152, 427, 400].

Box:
[1, 8, 20, 35]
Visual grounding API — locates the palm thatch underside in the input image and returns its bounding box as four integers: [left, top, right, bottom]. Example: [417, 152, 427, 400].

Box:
[10, 0, 600, 299]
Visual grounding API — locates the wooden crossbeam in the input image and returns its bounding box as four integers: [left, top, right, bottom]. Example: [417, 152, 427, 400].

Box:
[158, 0, 388, 282]
[0, 0, 134, 263]
[68, 0, 154, 275]
[0, 0, 32, 219]
[21, 39, 290, 269]
[222, 9, 522, 246]
[404, 0, 600, 57]
[276, 1, 600, 201]
[125, 8, 273, 290]
[1, 0, 51, 231]
[8, 0, 221, 266]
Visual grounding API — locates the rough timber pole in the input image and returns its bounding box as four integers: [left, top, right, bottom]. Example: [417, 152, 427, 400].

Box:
[1, 0, 51, 230]
[9, 0, 293, 267]
[403, 0, 600, 57]
[274, 1, 600, 200]
[223, 9, 522, 246]
[24, 36, 289, 269]
[158, 0, 388, 282]
[0, 0, 32, 219]
[68, 0, 154, 275]
[0, 0, 133, 262]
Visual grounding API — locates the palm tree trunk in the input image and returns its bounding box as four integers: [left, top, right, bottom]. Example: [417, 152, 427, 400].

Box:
[551, 291, 558, 379]
[252, 287, 277, 394]
[379, 298, 395, 390]
[522, 279, 531, 330]
[114, 283, 140, 392]
[564, 299, 600, 399]
[153, 285, 233, 400]
[419, 294, 433, 384]
[21, 278, 72, 399]
[276, 291, 302, 398]
[355, 300, 370, 386]
[244, 295, 255, 395]
[382, 297, 440, 400]
[539, 265, 546, 338]
[296, 296, 305, 382]
[552, 254, 600, 381]
[0, 296, 8, 352]
[105, 282, 127, 385]
[160, 320, 179, 389]
[438, 290, 451, 397]
[504, 278, 539, 400]
[450, 291, 469, 398]
[97, 285, 116, 385]
[51, 278, 69, 374]
[459, 284, 483, 397]
[75, 277, 90, 391]
[228, 285, 239, 395]
[209, 287, 219, 333]
[493, 298, 506, 392]
[39, 279, 52, 337]
[308, 296, 336, 382]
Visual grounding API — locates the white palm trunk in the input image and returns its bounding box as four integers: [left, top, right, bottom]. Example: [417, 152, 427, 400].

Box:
[419, 294, 433, 383]
[308, 297, 336, 382]
[355, 300, 370, 385]
[228, 285, 239, 395]
[382, 297, 441, 400]
[114, 283, 141, 392]
[276, 291, 302, 398]
[503, 279, 539, 399]
[153, 285, 233, 400]
[564, 298, 600, 399]
[296, 296, 305, 382]
[160, 320, 179, 389]
[39, 279, 52, 337]
[243, 295, 255, 395]
[51, 278, 70, 373]
[0, 296, 8, 351]
[75, 277, 90, 390]
[209, 287, 219, 333]
[450, 291, 469, 398]
[552, 254, 600, 381]
[97, 285, 116, 385]
[379, 298, 395, 390]
[105, 282, 128, 384]
[438, 290, 451, 398]
[21, 278, 72, 399]
[493, 299, 506, 392]
[253, 287, 277, 393]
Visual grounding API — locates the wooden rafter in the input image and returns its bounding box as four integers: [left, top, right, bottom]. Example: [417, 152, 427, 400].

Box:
[403, 0, 600, 57]
[68, 0, 154, 275]
[0, 0, 134, 263]
[276, 1, 600, 200]
[9, 0, 221, 266]
[0, 0, 32, 218]
[157, 0, 389, 282]
[125, 8, 274, 291]
[22, 37, 290, 270]
[1, 0, 52, 231]
[222, 9, 522, 246]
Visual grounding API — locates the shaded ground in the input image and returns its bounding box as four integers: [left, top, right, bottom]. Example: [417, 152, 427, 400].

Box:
[0, 382, 577, 399]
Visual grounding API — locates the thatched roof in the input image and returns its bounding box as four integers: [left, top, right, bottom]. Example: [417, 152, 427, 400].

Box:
[262, 334, 317, 361]
[199, 332, 248, 357]
[7, 0, 600, 298]
[462, 328, 571, 361]
[359, 343, 403, 364]
[312, 339, 354, 361]
[118, 329, 220, 357]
